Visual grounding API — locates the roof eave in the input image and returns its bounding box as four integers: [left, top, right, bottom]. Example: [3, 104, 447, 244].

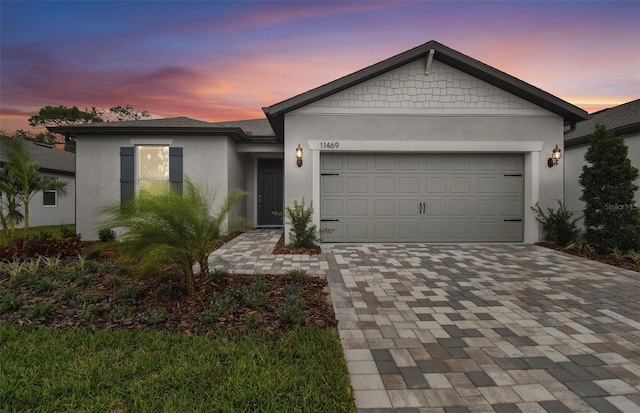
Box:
[48, 125, 261, 143]
[565, 122, 640, 148]
[263, 40, 588, 138]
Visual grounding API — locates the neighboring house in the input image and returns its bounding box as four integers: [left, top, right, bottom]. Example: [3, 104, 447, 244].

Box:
[51, 40, 587, 243]
[0, 140, 75, 229]
[564, 99, 640, 225]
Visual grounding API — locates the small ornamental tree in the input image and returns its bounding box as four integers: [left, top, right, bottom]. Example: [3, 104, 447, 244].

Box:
[579, 124, 640, 252]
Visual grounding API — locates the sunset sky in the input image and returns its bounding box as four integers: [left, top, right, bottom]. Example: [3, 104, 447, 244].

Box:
[1, 0, 638, 134]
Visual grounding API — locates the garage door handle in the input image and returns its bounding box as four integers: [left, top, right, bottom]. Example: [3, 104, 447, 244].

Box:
[504, 219, 522, 222]
[321, 219, 339, 222]
[504, 174, 522, 177]
[419, 202, 426, 214]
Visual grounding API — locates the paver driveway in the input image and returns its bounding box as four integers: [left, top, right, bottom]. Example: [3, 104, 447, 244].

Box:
[211, 230, 640, 412]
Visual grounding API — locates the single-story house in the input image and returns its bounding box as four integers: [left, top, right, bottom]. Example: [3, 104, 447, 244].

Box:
[0, 140, 76, 229]
[564, 99, 640, 225]
[50, 40, 588, 243]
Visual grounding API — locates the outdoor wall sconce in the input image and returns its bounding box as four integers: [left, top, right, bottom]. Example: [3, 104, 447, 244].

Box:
[295, 143, 303, 167]
[548, 145, 562, 167]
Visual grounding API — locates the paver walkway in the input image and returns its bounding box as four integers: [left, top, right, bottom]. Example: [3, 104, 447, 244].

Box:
[211, 229, 640, 413]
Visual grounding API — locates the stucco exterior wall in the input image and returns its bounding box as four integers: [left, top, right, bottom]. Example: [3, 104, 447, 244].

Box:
[76, 135, 231, 240]
[565, 132, 640, 228]
[14, 172, 75, 229]
[282, 59, 564, 244]
[226, 139, 247, 225]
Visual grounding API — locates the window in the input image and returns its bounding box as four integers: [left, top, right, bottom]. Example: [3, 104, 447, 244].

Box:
[137, 146, 169, 193]
[121, 146, 182, 204]
[43, 178, 58, 206]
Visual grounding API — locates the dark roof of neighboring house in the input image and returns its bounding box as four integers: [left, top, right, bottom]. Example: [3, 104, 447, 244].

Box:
[0, 139, 75, 175]
[263, 40, 588, 137]
[564, 99, 640, 147]
[48, 117, 276, 143]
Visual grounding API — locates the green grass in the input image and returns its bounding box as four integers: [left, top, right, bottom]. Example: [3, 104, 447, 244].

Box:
[0, 225, 76, 242]
[0, 323, 355, 412]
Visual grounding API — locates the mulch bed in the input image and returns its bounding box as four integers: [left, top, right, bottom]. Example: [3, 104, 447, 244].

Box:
[0, 234, 337, 335]
[536, 242, 639, 272]
[272, 234, 322, 255]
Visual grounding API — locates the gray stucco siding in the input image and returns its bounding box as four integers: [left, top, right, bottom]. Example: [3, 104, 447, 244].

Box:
[13, 172, 75, 229]
[76, 135, 232, 240]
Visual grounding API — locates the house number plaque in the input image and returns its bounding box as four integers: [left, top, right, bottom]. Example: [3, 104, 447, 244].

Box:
[320, 142, 340, 149]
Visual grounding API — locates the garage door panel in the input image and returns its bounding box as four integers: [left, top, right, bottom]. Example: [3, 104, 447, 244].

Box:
[347, 176, 368, 193]
[399, 155, 419, 170]
[346, 222, 368, 239]
[426, 177, 446, 193]
[347, 199, 368, 216]
[375, 155, 395, 170]
[375, 222, 396, 239]
[323, 198, 344, 216]
[477, 176, 498, 193]
[450, 200, 470, 216]
[321, 153, 523, 242]
[375, 176, 395, 193]
[501, 177, 523, 194]
[450, 222, 471, 239]
[426, 199, 447, 217]
[398, 199, 419, 216]
[374, 199, 395, 216]
[425, 222, 447, 239]
[346, 155, 367, 170]
[399, 177, 419, 193]
[450, 177, 470, 193]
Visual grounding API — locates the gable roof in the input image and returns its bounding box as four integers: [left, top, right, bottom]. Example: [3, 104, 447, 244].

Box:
[564, 99, 640, 147]
[263, 40, 588, 137]
[0, 139, 75, 175]
[48, 117, 276, 143]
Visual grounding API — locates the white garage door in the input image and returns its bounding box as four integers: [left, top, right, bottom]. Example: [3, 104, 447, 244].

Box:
[320, 153, 523, 242]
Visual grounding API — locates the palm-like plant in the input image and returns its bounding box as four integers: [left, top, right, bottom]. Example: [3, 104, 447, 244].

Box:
[1, 137, 67, 243]
[101, 178, 246, 295]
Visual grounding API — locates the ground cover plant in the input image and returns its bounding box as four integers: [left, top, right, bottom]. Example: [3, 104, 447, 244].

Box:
[0, 229, 354, 412]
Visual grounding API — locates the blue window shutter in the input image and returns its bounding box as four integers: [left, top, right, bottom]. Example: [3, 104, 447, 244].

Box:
[120, 147, 135, 204]
[169, 147, 183, 194]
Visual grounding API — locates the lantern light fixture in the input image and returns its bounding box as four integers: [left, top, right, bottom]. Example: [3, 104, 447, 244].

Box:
[548, 145, 562, 168]
[295, 143, 303, 167]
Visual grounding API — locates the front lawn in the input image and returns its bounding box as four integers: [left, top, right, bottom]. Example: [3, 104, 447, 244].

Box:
[0, 324, 353, 412]
[0, 231, 355, 412]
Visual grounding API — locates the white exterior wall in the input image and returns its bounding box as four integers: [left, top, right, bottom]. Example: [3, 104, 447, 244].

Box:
[283, 59, 565, 244]
[565, 132, 640, 227]
[76, 135, 231, 240]
[14, 172, 75, 229]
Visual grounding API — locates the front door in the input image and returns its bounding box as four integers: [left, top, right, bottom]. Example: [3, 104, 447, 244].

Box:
[257, 158, 284, 226]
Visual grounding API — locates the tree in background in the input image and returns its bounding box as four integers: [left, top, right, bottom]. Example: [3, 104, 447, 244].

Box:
[579, 124, 640, 253]
[27, 104, 150, 152]
[0, 137, 68, 243]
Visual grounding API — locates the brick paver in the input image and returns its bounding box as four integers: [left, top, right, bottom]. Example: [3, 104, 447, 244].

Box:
[210, 230, 640, 412]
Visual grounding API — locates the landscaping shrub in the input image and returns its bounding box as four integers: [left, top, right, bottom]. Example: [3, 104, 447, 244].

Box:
[101, 178, 246, 295]
[579, 124, 640, 253]
[532, 201, 580, 246]
[280, 198, 321, 248]
[98, 228, 116, 242]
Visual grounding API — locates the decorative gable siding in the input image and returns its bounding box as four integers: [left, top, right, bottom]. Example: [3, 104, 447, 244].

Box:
[308, 59, 539, 110]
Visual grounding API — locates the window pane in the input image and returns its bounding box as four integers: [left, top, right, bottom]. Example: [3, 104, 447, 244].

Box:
[138, 146, 169, 179]
[43, 190, 56, 206]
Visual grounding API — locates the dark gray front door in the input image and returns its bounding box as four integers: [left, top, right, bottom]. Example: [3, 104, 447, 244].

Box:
[257, 158, 283, 226]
